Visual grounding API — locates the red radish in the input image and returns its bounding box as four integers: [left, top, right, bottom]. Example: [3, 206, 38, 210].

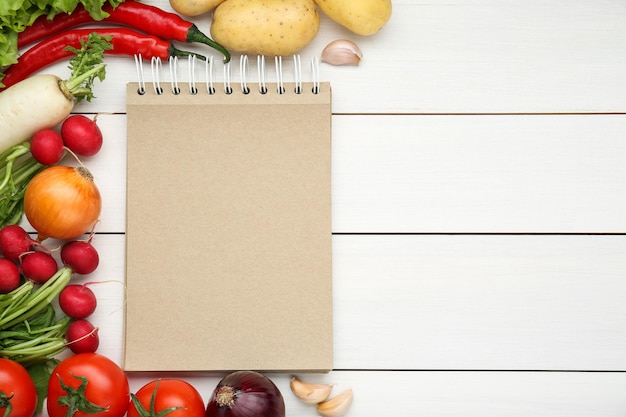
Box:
[29, 129, 65, 165]
[66, 319, 99, 353]
[0, 224, 37, 260]
[20, 251, 58, 284]
[0, 258, 20, 293]
[60, 240, 99, 274]
[61, 114, 103, 157]
[59, 284, 97, 319]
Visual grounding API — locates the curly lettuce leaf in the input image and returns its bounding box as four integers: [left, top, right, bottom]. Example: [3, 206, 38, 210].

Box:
[0, 0, 124, 68]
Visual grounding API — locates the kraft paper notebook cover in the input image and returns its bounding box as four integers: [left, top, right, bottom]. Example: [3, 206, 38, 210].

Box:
[123, 65, 332, 372]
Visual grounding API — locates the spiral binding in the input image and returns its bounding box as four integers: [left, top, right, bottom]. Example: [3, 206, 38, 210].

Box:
[134, 54, 322, 96]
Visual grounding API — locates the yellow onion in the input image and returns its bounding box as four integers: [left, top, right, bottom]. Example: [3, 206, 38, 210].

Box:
[24, 165, 101, 241]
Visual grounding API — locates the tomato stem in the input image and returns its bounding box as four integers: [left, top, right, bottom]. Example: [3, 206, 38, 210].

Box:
[130, 380, 183, 417]
[0, 392, 14, 417]
[56, 374, 108, 417]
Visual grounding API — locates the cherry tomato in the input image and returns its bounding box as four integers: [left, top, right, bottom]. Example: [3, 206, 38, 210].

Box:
[47, 353, 129, 417]
[0, 359, 37, 417]
[128, 379, 205, 417]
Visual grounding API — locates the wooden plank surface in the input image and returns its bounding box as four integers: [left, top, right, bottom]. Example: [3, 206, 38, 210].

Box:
[124, 371, 626, 417]
[44, 0, 626, 114]
[41, 114, 626, 234]
[88, 234, 626, 371]
[332, 114, 626, 232]
[14, 0, 626, 415]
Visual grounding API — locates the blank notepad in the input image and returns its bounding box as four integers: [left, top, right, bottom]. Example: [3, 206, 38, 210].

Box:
[123, 79, 333, 372]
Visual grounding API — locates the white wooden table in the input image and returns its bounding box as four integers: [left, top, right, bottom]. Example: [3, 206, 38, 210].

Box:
[25, 0, 626, 415]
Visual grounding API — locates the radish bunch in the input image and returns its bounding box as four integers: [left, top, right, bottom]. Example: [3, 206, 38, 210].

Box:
[30, 114, 104, 166]
[0, 224, 102, 355]
[58, 236, 101, 354]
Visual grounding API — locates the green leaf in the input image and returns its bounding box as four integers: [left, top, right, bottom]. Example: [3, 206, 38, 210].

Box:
[64, 32, 112, 102]
[0, 0, 124, 76]
[25, 359, 59, 413]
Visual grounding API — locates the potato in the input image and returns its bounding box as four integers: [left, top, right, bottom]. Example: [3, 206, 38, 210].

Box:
[314, 0, 392, 36]
[169, 0, 226, 17]
[210, 0, 320, 57]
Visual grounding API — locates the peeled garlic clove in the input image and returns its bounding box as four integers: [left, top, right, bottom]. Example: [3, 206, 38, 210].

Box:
[321, 39, 363, 66]
[290, 376, 333, 404]
[317, 388, 353, 417]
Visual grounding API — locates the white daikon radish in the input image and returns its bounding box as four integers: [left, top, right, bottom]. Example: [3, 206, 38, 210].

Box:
[0, 33, 111, 154]
[0, 74, 75, 149]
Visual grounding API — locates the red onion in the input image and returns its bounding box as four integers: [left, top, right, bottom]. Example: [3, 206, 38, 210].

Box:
[205, 371, 285, 417]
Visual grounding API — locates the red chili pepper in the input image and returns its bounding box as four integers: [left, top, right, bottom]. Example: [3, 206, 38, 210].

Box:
[18, 0, 230, 62]
[2, 28, 203, 90]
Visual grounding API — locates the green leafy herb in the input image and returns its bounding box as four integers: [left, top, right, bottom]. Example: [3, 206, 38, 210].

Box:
[0, 0, 124, 68]
[0, 300, 70, 411]
[63, 32, 113, 103]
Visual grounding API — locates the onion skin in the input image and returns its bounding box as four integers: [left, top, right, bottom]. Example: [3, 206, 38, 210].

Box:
[24, 165, 101, 241]
[205, 371, 285, 417]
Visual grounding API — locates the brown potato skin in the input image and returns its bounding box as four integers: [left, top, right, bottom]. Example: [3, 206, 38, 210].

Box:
[314, 0, 392, 36]
[169, 0, 226, 17]
[210, 0, 320, 57]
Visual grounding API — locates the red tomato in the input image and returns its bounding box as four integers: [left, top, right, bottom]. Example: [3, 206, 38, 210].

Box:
[128, 379, 205, 417]
[0, 359, 37, 417]
[47, 353, 129, 417]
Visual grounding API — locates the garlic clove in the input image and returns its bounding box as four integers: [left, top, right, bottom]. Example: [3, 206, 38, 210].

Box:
[289, 376, 333, 405]
[317, 388, 353, 417]
[321, 39, 363, 66]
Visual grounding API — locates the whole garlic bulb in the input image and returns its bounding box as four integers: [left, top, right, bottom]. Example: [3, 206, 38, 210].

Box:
[321, 39, 363, 66]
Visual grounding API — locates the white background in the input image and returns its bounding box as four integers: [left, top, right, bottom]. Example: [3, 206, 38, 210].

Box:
[19, 0, 626, 415]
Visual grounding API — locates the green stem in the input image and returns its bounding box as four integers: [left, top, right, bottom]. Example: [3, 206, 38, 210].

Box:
[57, 375, 109, 416]
[0, 282, 33, 312]
[0, 392, 13, 417]
[0, 142, 44, 226]
[168, 44, 206, 61]
[63, 63, 105, 96]
[0, 316, 70, 342]
[130, 380, 183, 417]
[0, 145, 30, 191]
[11, 156, 43, 185]
[0, 142, 27, 163]
[26, 268, 71, 305]
[0, 306, 70, 365]
[0, 267, 72, 330]
[186, 24, 231, 63]
[1, 334, 64, 354]
[0, 339, 67, 365]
